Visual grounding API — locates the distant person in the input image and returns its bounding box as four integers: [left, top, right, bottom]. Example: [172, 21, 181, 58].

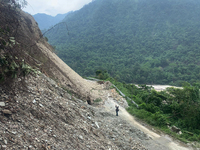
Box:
[87, 96, 91, 105]
[115, 105, 119, 116]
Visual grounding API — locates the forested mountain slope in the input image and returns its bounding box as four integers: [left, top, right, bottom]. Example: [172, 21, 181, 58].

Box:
[33, 13, 70, 30]
[46, 0, 200, 85]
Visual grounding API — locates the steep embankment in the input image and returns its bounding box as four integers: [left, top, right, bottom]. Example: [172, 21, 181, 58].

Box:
[0, 73, 193, 149]
[3, 4, 103, 102]
[36, 42, 102, 102]
[0, 74, 120, 149]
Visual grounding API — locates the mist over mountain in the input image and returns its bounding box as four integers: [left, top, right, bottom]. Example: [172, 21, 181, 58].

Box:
[46, 0, 200, 85]
[33, 12, 71, 30]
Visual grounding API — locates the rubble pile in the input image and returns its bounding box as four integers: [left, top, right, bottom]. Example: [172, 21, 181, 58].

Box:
[0, 74, 149, 150]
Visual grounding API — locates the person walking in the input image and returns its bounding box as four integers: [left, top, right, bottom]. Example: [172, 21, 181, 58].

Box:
[115, 105, 119, 116]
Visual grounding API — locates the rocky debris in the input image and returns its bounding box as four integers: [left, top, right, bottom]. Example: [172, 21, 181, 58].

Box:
[107, 89, 128, 108]
[104, 81, 112, 90]
[132, 142, 148, 150]
[0, 74, 148, 149]
[1, 73, 186, 150]
[94, 103, 171, 150]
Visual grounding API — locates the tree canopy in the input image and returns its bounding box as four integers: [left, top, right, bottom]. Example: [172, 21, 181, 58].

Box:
[46, 0, 200, 86]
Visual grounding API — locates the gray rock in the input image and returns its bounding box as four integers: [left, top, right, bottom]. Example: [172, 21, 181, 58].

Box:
[1, 145, 7, 149]
[11, 131, 17, 135]
[39, 103, 44, 107]
[178, 131, 182, 135]
[79, 135, 83, 140]
[4, 139, 7, 144]
[2, 109, 12, 115]
[0, 102, 5, 106]
[95, 122, 100, 128]
[171, 126, 181, 133]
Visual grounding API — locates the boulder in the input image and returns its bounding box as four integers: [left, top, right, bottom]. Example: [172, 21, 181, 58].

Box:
[2, 109, 12, 115]
[0, 102, 5, 107]
[171, 126, 181, 133]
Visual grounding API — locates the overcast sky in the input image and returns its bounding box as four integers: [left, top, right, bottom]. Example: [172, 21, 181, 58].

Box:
[23, 0, 93, 16]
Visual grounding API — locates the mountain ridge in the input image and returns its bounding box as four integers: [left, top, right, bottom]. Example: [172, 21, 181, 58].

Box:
[46, 0, 200, 86]
[33, 12, 71, 30]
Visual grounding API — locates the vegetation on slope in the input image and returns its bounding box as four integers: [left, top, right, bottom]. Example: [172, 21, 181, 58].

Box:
[0, 0, 33, 83]
[0, 0, 53, 84]
[97, 71, 200, 143]
[46, 0, 200, 86]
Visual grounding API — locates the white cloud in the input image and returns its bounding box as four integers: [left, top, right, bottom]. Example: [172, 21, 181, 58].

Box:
[23, 0, 93, 16]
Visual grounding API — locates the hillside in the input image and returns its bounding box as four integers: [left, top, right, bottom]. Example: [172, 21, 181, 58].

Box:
[46, 0, 200, 86]
[0, 73, 193, 150]
[33, 13, 70, 30]
[0, 1, 194, 150]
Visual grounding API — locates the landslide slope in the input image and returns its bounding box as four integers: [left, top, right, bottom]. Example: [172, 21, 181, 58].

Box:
[0, 1, 102, 102]
[0, 2, 144, 149]
[0, 2, 193, 150]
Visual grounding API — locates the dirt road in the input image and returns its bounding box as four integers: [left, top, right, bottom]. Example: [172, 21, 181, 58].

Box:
[104, 93, 192, 150]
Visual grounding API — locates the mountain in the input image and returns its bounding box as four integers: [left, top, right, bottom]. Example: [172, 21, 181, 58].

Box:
[0, 2, 173, 149]
[46, 0, 200, 86]
[0, 1, 198, 149]
[33, 12, 71, 30]
[0, 2, 132, 149]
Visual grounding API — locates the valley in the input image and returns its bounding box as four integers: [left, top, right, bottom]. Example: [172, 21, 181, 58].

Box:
[1, 0, 200, 149]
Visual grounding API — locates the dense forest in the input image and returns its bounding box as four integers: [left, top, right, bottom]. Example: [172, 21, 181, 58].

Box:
[46, 0, 200, 86]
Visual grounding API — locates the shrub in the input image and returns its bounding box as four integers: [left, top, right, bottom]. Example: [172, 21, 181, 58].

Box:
[145, 103, 160, 113]
[152, 111, 167, 126]
[94, 98, 102, 103]
[139, 102, 146, 109]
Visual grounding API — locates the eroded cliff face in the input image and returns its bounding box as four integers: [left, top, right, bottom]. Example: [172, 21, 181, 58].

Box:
[0, 2, 102, 102]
